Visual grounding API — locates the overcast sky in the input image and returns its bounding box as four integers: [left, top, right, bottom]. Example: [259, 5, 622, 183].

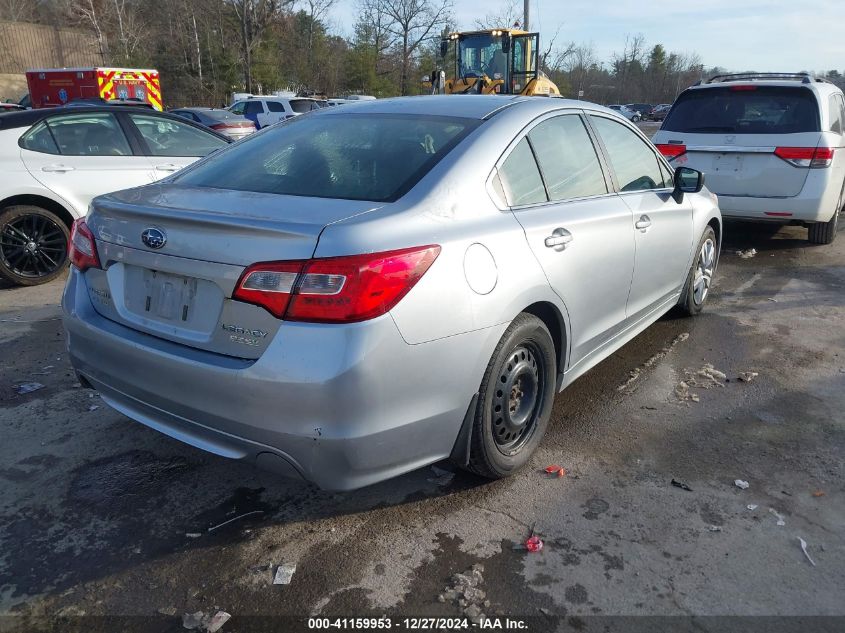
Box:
[328, 0, 845, 73]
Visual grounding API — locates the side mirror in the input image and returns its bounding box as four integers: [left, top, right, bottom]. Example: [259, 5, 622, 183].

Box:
[440, 40, 448, 58]
[672, 166, 704, 203]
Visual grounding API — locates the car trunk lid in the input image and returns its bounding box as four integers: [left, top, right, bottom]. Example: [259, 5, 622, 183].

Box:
[83, 184, 381, 358]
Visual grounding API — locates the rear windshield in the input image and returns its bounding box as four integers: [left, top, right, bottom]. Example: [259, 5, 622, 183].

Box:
[662, 86, 820, 134]
[290, 99, 316, 113]
[175, 113, 478, 202]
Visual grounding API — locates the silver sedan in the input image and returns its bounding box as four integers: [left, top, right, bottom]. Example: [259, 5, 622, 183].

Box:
[62, 95, 721, 490]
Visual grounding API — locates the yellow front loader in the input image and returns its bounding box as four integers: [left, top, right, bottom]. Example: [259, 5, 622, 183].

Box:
[426, 29, 560, 97]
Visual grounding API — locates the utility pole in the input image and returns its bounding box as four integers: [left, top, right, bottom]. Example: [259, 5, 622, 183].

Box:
[523, 0, 529, 31]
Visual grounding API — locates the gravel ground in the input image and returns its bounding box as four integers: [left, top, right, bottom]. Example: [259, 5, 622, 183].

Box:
[0, 220, 843, 633]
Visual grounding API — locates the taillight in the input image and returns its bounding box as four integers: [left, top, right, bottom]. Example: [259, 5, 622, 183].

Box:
[656, 143, 686, 159]
[774, 146, 834, 168]
[233, 245, 441, 323]
[69, 218, 100, 272]
[211, 122, 254, 130]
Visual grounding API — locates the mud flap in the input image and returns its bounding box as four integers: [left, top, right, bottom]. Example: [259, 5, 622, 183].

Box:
[449, 393, 478, 467]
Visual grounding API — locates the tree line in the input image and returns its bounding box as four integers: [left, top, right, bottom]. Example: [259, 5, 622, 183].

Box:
[3, 0, 844, 107]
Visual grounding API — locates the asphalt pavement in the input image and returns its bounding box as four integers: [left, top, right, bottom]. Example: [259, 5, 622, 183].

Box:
[0, 220, 843, 633]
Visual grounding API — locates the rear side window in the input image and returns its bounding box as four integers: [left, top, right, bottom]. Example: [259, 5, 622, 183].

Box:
[528, 115, 607, 201]
[499, 138, 547, 206]
[175, 113, 478, 202]
[33, 112, 132, 156]
[266, 101, 286, 113]
[20, 120, 59, 154]
[590, 116, 668, 192]
[290, 99, 316, 113]
[663, 86, 821, 134]
[829, 95, 843, 134]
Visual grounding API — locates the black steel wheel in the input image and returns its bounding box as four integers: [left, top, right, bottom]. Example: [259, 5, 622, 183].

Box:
[465, 313, 557, 479]
[0, 205, 70, 286]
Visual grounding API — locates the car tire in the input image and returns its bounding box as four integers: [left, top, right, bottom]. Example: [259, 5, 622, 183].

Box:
[0, 205, 70, 287]
[632, 115, 641, 122]
[678, 226, 717, 316]
[807, 209, 839, 245]
[465, 313, 557, 479]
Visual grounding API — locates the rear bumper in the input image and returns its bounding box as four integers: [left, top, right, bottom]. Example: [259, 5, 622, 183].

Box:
[717, 193, 833, 223]
[62, 268, 502, 490]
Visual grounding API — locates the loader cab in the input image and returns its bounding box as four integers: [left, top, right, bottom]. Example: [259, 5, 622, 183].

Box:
[438, 30, 553, 96]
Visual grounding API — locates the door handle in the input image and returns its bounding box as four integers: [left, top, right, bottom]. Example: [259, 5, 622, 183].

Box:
[41, 164, 74, 173]
[635, 215, 652, 231]
[544, 227, 573, 250]
[155, 163, 179, 172]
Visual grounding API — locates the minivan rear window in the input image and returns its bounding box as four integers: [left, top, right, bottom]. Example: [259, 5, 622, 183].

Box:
[175, 113, 478, 202]
[662, 86, 820, 134]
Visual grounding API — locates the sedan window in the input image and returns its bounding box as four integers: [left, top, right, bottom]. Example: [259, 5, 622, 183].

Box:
[128, 114, 227, 157]
[589, 116, 667, 192]
[528, 115, 607, 201]
[498, 138, 547, 206]
[175, 113, 478, 202]
[20, 120, 59, 154]
[41, 112, 131, 156]
[229, 102, 246, 115]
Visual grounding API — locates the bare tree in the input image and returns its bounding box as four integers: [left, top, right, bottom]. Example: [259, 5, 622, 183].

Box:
[305, 0, 337, 64]
[474, 0, 520, 29]
[230, 0, 290, 92]
[378, 0, 451, 95]
[68, 0, 109, 62]
[0, 0, 36, 21]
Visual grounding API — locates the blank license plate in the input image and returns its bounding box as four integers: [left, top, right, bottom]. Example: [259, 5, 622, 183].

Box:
[712, 154, 743, 173]
[142, 270, 197, 322]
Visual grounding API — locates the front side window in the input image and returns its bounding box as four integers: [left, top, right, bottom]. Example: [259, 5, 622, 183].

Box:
[20, 120, 59, 154]
[175, 113, 478, 202]
[528, 115, 607, 201]
[244, 101, 264, 115]
[42, 112, 131, 156]
[129, 114, 227, 157]
[590, 116, 667, 192]
[498, 137, 547, 206]
[662, 86, 820, 134]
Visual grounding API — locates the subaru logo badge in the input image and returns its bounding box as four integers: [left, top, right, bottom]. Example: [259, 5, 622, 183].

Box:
[141, 227, 166, 250]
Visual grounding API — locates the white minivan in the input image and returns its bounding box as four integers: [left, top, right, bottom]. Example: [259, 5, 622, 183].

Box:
[228, 96, 320, 129]
[653, 73, 845, 244]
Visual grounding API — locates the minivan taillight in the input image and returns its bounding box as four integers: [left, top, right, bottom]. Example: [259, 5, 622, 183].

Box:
[656, 143, 686, 159]
[233, 245, 441, 322]
[69, 218, 100, 272]
[774, 146, 834, 168]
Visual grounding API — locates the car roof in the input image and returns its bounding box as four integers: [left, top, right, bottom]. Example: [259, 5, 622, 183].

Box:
[316, 95, 608, 120]
[0, 105, 210, 130]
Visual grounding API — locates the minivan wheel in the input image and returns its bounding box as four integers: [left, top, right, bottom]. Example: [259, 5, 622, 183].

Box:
[807, 209, 839, 245]
[0, 205, 70, 286]
[678, 226, 717, 316]
[465, 313, 556, 479]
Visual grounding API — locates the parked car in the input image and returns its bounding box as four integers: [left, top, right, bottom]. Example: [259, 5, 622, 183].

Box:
[0, 106, 229, 285]
[170, 107, 256, 140]
[62, 96, 720, 490]
[228, 96, 320, 129]
[651, 103, 672, 121]
[608, 104, 642, 122]
[626, 103, 655, 120]
[0, 102, 24, 113]
[653, 72, 845, 244]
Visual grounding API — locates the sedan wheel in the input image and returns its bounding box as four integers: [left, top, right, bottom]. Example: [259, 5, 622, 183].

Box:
[679, 226, 717, 316]
[0, 206, 70, 286]
[464, 313, 556, 479]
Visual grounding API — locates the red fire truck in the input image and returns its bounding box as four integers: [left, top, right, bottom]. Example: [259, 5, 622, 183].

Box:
[25, 67, 162, 110]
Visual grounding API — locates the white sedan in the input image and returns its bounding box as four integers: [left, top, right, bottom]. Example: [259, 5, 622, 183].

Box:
[0, 105, 229, 285]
